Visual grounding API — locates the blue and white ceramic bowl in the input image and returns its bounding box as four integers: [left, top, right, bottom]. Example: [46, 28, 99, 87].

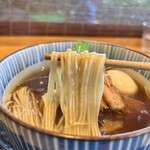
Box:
[0, 41, 150, 150]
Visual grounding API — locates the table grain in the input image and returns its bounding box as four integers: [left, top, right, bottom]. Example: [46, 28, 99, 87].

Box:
[0, 36, 142, 60]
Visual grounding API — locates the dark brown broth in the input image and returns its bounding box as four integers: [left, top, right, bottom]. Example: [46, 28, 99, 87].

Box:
[99, 96, 150, 135]
[16, 68, 49, 93]
[14, 69, 150, 135]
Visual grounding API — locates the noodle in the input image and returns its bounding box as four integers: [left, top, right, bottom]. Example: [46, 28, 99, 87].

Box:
[5, 87, 41, 127]
[5, 50, 106, 137]
[42, 50, 106, 136]
[42, 52, 61, 131]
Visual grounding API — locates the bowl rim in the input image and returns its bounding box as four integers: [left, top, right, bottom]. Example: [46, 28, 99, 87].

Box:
[1, 40, 150, 141]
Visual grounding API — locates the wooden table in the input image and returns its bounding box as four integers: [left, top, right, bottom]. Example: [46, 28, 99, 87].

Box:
[0, 36, 142, 60]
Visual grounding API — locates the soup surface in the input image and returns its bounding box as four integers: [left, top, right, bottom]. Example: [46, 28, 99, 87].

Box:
[5, 65, 150, 135]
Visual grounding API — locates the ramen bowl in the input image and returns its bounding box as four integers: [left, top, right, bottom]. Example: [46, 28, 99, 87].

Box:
[0, 41, 150, 150]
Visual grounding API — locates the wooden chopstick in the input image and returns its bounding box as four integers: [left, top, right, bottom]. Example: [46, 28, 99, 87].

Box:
[105, 59, 150, 70]
[44, 53, 150, 70]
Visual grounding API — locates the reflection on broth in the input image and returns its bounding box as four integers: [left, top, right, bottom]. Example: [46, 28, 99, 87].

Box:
[4, 51, 150, 136]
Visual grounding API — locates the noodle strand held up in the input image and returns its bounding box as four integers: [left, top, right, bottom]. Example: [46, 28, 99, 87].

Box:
[42, 52, 61, 131]
[43, 50, 106, 136]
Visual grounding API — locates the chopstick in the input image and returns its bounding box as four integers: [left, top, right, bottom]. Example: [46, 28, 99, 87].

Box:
[105, 59, 150, 70]
[44, 53, 150, 70]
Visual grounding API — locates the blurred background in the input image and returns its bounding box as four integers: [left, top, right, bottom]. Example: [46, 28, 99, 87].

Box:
[0, 0, 150, 36]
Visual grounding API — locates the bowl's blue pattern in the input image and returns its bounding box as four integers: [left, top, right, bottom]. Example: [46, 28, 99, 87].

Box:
[0, 41, 150, 150]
